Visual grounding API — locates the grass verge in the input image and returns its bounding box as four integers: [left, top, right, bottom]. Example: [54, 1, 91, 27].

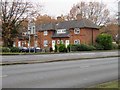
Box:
[90, 80, 119, 88]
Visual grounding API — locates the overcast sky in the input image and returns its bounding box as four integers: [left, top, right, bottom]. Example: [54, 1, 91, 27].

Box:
[30, 0, 119, 17]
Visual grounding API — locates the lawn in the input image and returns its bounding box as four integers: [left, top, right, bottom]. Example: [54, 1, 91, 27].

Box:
[90, 80, 119, 88]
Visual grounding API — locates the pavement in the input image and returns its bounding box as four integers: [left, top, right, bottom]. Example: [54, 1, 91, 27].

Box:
[2, 57, 118, 88]
[1, 50, 119, 65]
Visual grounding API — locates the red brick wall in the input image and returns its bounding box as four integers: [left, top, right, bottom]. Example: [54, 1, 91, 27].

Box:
[37, 30, 53, 48]
[15, 28, 99, 48]
[69, 28, 99, 45]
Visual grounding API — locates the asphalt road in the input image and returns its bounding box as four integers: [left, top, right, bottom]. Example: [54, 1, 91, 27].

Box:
[2, 57, 118, 88]
[2, 51, 118, 62]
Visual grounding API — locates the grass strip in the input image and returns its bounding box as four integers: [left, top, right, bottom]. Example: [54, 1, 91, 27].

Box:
[90, 80, 119, 88]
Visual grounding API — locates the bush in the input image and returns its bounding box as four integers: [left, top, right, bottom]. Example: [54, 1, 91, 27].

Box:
[96, 34, 113, 50]
[112, 43, 118, 49]
[54, 44, 58, 52]
[10, 47, 20, 52]
[59, 44, 66, 52]
[70, 44, 78, 51]
[77, 44, 95, 51]
[2, 47, 10, 52]
[94, 44, 104, 50]
[70, 44, 95, 51]
[118, 44, 120, 49]
[67, 44, 71, 52]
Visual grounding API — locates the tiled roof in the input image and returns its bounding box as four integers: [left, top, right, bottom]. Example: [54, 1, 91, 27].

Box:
[36, 23, 56, 31]
[37, 18, 99, 31]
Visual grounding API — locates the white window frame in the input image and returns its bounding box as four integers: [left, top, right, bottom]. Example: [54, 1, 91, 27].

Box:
[44, 40, 48, 47]
[57, 40, 60, 44]
[74, 40, 80, 44]
[44, 31, 48, 36]
[74, 28, 80, 34]
[57, 29, 66, 34]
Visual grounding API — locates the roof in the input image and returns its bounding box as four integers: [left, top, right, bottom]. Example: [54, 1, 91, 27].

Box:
[36, 23, 56, 31]
[37, 18, 99, 31]
[56, 19, 99, 29]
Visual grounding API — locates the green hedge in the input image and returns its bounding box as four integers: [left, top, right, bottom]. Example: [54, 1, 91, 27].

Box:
[1, 47, 20, 52]
[94, 44, 104, 50]
[2, 47, 10, 52]
[70, 44, 96, 51]
[96, 34, 113, 50]
[10, 47, 20, 52]
[54, 44, 58, 52]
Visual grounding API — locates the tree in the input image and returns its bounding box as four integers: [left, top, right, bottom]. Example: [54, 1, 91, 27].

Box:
[35, 14, 57, 25]
[0, 0, 42, 47]
[67, 2, 110, 26]
[100, 24, 118, 41]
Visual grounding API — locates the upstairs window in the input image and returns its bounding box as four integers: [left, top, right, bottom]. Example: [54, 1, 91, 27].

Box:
[74, 28, 80, 34]
[44, 31, 48, 36]
[57, 29, 66, 34]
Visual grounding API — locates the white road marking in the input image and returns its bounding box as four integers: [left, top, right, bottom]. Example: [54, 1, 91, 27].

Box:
[0, 75, 8, 78]
[80, 65, 90, 68]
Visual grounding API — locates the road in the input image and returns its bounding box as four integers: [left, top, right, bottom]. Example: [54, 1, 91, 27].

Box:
[2, 51, 118, 62]
[2, 57, 118, 88]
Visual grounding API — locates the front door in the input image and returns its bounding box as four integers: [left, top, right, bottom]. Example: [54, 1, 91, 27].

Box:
[65, 40, 69, 48]
[52, 40, 55, 50]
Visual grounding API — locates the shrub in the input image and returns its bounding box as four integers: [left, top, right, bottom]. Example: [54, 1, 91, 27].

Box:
[54, 44, 58, 52]
[2, 47, 10, 52]
[10, 47, 20, 52]
[59, 44, 66, 52]
[77, 44, 95, 51]
[70, 44, 95, 51]
[67, 44, 71, 52]
[94, 44, 104, 50]
[96, 34, 113, 50]
[112, 43, 118, 49]
[70, 44, 78, 51]
[118, 44, 120, 49]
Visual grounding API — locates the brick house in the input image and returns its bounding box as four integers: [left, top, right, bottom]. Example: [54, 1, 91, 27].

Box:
[36, 16, 99, 50]
[15, 14, 99, 50]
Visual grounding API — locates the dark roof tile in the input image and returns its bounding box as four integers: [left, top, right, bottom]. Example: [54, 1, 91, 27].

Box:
[37, 18, 99, 31]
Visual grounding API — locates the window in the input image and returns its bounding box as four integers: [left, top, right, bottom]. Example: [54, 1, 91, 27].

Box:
[44, 31, 48, 36]
[57, 29, 66, 34]
[74, 40, 80, 44]
[57, 40, 60, 44]
[44, 40, 48, 47]
[74, 28, 80, 34]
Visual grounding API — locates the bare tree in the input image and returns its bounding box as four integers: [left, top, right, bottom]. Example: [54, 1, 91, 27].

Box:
[67, 1, 110, 26]
[0, 0, 42, 47]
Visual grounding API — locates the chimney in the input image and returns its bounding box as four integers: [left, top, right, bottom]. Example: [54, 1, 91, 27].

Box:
[57, 16, 63, 22]
[76, 14, 82, 20]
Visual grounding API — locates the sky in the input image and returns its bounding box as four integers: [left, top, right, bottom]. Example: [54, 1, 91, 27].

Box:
[30, 0, 118, 17]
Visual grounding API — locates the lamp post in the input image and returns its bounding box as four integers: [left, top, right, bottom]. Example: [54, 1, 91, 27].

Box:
[28, 30, 31, 53]
[34, 34, 37, 53]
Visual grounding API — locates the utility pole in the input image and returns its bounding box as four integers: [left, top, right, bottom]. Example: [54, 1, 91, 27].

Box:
[28, 21, 31, 53]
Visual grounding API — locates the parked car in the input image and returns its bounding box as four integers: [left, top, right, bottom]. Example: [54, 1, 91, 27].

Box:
[20, 47, 42, 53]
[19, 47, 28, 52]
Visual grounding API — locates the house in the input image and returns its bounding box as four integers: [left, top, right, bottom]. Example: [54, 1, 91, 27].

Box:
[37, 14, 99, 50]
[15, 14, 100, 50]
